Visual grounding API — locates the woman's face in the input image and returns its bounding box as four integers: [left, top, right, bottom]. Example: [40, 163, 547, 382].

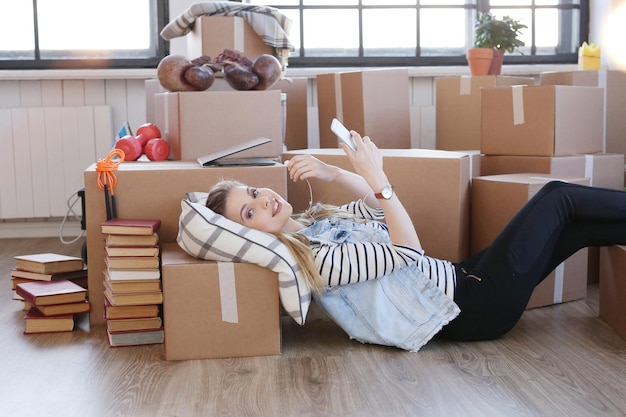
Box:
[223, 185, 293, 233]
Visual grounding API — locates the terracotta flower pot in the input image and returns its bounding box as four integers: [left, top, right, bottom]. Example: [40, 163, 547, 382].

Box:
[488, 50, 504, 75]
[466, 48, 494, 76]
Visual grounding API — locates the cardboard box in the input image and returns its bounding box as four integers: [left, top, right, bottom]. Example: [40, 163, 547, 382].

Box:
[599, 245, 626, 341]
[479, 152, 625, 284]
[283, 148, 471, 262]
[84, 161, 287, 324]
[471, 173, 591, 308]
[145, 79, 167, 125]
[480, 153, 624, 190]
[187, 16, 273, 60]
[155, 90, 283, 161]
[435, 76, 534, 151]
[161, 243, 281, 360]
[317, 69, 411, 149]
[526, 248, 588, 309]
[209, 77, 309, 151]
[539, 70, 626, 157]
[481, 85, 604, 156]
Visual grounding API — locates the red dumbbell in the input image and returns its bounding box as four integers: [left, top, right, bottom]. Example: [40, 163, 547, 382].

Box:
[144, 138, 170, 161]
[134, 123, 162, 150]
[114, 123, 162, 161]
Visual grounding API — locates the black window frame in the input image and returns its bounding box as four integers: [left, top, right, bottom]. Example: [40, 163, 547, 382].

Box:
[268, 0, 589, 68]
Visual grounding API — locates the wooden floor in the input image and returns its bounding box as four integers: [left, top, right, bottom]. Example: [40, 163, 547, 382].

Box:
[1, 237, 626, 417]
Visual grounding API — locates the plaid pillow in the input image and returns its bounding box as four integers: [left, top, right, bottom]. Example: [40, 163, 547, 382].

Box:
[176, 193, 311, 325]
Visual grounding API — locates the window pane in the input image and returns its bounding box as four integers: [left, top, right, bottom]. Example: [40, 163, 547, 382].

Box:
[363, 9, 416, 57]
[0, 1, 35, 58]
[536, 0, 580, 5]
[363, 0, 417, 5]
[281, 9, 301, 57]
[420, 0, 472, 4]
[536, 8, 579, 55]
[420, 8, 470, 55]
[490, 0, 531, 5]
[303, 0, 358, 5]
[249, 0, 298, 5]
[303, 9, 359, 56]
[38, 0, 152, 52]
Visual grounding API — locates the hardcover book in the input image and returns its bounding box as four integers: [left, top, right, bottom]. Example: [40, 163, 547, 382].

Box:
[103, 285, 163, 306]
[10, 267, 88, 282]
[105, 256, 160, 270]
[23, 308, 74, 334]
[32, 300, 91, 316]
[103, 297, 160, 320]
[107, 328, 164, 347]
[14, 253, 84, 275]
[105, 233, 159, 247]
[101, 218, 161, 236]
[104, 268, 161, 281]
[105, 246, 160, 258]
[106, 317, 163, 332]
[16, 279, 88, 306]
[103, 272, 161, 293]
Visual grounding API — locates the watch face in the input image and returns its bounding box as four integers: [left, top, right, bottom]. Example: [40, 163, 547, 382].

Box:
[381, 186, 393, 199]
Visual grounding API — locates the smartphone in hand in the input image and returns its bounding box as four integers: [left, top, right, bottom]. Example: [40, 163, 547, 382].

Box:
[330, 118, 357, 153]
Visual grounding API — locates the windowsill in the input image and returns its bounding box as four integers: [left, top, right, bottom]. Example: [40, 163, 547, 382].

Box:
[0, 64, 579, 81]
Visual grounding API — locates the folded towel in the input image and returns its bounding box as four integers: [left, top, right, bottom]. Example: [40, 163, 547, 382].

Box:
[161, 1, 294, 67]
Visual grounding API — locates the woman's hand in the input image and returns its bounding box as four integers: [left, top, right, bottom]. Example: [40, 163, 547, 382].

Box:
[284, 155, 337, 183]
[341, 132, 389, 193]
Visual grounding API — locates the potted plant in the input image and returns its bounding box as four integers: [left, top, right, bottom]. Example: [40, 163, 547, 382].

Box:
[467, 12, 527, 76]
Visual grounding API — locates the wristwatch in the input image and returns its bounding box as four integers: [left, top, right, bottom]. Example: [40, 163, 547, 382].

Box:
[374, 185, 394, 200]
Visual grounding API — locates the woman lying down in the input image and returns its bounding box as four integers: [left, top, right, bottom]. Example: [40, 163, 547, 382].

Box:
[205, 130, 626, 351]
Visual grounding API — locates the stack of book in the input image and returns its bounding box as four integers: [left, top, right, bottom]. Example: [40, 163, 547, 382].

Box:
[15, 279, 89, 334]
[11, 253, 88, 311]
[100, 218, 164, 347]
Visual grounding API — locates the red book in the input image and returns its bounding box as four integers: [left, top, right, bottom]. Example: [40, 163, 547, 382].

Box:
[16, 279, 87, 306]
[101, 219, 161, 236]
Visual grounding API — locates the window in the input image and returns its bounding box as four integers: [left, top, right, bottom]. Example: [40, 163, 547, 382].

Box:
[0, 0, 169, 69]
[250, 0, 589, 67]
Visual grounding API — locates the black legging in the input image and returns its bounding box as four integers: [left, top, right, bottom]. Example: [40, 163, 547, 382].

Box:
[440, 181, 626, 341]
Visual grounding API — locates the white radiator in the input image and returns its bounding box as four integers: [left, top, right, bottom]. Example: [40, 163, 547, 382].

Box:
[0, 106, 112, 220]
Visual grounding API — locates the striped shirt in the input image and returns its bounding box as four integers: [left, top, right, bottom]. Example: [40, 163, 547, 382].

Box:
[300, 200, 456, 300]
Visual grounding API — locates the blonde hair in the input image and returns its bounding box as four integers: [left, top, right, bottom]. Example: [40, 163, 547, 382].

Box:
[206, 179, 354, 293]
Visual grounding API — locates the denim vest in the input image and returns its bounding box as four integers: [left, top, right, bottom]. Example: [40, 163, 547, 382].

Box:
[301, 218, 460, 351]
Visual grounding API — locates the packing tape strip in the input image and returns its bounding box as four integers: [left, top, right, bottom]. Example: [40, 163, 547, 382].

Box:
[553, 262, 564, 304]
[512, 85, 525, 125]
[334, 72, 343, 122]
[598, 70, 608, 152]
[585, 154, 594, 186]
[218, 262, 239, 323]
[459, 76, 472, 95]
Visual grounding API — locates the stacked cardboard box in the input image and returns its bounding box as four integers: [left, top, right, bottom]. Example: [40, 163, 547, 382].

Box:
[470, 77, 623, 308]
[471, 174, 591, 309]
[435, 75, 534, 151]
[317, 69, 411, 149]
[161, 243, 281, 360]
[599, 245, 626, 341]
[283, 148, 472, 263]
